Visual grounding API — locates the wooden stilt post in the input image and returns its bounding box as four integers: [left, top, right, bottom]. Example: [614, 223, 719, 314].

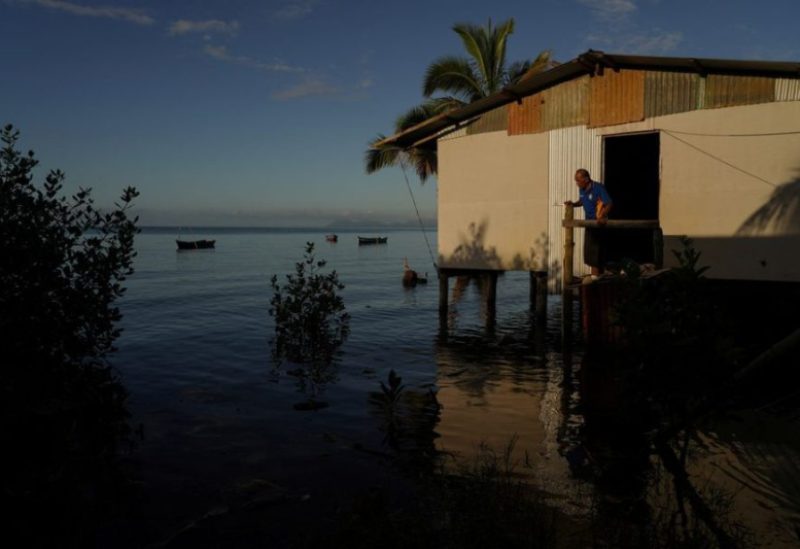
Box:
[485, 271, 497, 332]
[529, 271, 536, 311]
[653, 227, 664, 269]
[563, 204, 575, 294]
[535, 271, 548, 321]
[438, 270, 449, 319]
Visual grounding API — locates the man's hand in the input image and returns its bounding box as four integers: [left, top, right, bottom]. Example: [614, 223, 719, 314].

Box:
[597, 217, 608, 226]
[563, 200, 575, 206]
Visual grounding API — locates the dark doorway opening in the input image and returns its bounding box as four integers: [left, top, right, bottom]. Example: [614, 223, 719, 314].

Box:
[602, 132, 660, 264]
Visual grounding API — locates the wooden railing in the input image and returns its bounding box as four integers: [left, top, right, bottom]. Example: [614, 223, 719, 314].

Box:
[561, 203, 663, 293]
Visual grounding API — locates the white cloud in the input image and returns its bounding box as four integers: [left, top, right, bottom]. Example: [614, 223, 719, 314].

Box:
[624, 31, 683, 54]
[203, 44, 305, 73]
[273, 0, 318, 20]
[587, 29, 683, 54]
[169, 19, 239, 36]
[272, 77, 339, 100]
[578, 0, 637, 19]
[26, 0, 153, 25]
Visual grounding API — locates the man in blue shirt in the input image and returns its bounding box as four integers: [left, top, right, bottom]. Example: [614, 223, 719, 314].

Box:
[565, 169, 613, 277]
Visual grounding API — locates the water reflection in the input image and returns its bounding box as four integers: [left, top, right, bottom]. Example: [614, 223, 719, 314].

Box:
[425, 298, 800, 546]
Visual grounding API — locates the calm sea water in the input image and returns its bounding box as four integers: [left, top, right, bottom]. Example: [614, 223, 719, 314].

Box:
[114, 227, 800, 546]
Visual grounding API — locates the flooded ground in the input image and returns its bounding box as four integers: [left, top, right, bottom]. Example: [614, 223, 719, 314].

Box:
[110, 228, 800, 547]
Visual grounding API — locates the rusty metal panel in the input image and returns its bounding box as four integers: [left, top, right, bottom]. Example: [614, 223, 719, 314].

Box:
[541, 76, 590, 130]
[467, 105, 508, 135]
[776, 78, 800, 101]
[507, 93, 543, 135]
[548, 126, 602, 292]
[645, 71, 701, 118]
[588, 69, 645, 128]
[704, 75, 775, 108]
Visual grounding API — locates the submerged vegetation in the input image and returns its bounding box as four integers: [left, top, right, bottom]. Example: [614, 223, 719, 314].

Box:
[0, 124, 139, 544]
[269, 242, 349, 399]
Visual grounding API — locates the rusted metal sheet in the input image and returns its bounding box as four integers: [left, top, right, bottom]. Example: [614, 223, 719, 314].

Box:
[548, 126, 602, 292]
[541, 76, 590, 130]
[704, 75, 775, 108]
[467, 105, 508, 135]
[776, 78, 800, 101]
[645, 71, 701, 117]
[507, 93, 543, 135]
[588, 69, 645, 128]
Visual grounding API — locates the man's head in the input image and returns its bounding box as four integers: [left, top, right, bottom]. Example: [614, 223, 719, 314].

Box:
[574, 169, 591, 190]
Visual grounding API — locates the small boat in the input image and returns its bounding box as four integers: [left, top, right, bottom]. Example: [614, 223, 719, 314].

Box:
[176, 239, 216, 250]
[358, 236, 388, 245]
[326, 234, 338, 243]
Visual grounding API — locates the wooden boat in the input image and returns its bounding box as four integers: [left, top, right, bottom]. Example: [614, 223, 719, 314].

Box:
[325, 234, 338, 243]
[176, 239, 216, 250]
[358, 236, 388, 245]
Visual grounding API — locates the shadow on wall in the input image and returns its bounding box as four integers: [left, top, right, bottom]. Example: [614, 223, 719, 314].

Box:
[738, 177, 800, 236]
[440, 220, 550, 272]
[444, 220, 502, 270]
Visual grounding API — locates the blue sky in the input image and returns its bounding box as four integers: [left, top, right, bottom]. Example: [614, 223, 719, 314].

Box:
[3, 0, 798, 226]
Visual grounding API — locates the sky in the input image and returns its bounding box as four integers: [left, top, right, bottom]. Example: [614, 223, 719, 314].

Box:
[2, 0, 799, 227]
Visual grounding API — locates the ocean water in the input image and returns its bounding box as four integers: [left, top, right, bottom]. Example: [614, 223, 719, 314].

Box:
[113, 227, 800, 546]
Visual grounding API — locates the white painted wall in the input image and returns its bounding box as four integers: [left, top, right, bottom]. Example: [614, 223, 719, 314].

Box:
[436, 100, 800, 284]
[437, 130, 550, 271]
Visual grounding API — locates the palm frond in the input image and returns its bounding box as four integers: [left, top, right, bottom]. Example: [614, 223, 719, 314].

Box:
[452, 22, 489, 92]
[364, 134, 402, 174]
[491, 18, 515, 91]
[410, 144, 437, 183]
[514, 50, 553, 83]
[422, 55, 482, 101]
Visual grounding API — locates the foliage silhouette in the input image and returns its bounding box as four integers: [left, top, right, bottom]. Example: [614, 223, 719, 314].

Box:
[0, 124, 139, 544]
[269, 242, 349, 398]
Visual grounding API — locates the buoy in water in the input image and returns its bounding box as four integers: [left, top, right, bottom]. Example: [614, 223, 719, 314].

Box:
[402, 258, 419, 287]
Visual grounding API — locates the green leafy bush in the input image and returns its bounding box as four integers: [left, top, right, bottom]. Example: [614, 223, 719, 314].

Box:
[612, 237, 736, 424]
[0, 124, 139, 542]
[269, 241, 350, 366]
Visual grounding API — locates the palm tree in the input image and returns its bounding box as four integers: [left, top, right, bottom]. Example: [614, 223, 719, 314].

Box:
[365, 101, 441, 182]
[366, 18, 552, 181]
[423, 18, 551, 105]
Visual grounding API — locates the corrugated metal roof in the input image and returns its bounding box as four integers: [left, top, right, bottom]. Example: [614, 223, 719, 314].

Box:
[776, 78, 800, 101]
[375, 50, 800, 149]
[466, 105, 508, 135]
[588, 69, 645, 128]
[541, 76, 589, 130]
[508, 94, 543, 135]
[645, 71, 702, 117]
[704, 75, 775, 108]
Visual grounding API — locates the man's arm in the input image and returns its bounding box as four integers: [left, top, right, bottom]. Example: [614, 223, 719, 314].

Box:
[564, 199, 582, 207]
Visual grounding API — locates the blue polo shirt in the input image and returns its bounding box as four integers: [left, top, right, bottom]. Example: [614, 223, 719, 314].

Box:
[579, 181, 612, 220]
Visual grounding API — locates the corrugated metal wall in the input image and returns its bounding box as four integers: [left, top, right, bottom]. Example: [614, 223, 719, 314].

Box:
[507, 93, 543, 135]
[541, 76, 590, 130]
[704, 75, 775, 108]
[437, 125, 469, 141]
[645, 71, 702, 117]
[776, 78, 800, 101]
[548, 126, 602, 292]
[467, 105, 508, 135]
[588, 69, 645, 128]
